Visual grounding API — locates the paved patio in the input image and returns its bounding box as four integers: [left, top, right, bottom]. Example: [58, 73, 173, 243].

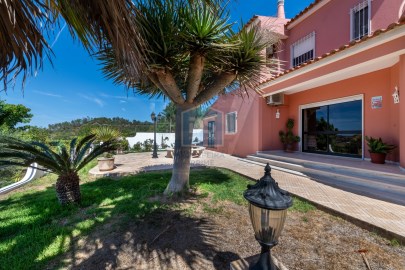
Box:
[90, 150, 405, 242]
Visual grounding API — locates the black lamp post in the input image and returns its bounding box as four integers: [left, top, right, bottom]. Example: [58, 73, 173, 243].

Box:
[243, 163, 293, 270]
[151, 112, 158, 158]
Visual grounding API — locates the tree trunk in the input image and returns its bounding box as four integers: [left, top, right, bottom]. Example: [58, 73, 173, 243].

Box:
[55, 172, 81, 205]
[165, 105, 196, 194]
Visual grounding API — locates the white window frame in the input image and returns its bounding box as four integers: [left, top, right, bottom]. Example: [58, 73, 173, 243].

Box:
[225, 111, 237, 134]
[298, 94, 364, 159]
[350, 0, 372, 41]
[290, 31, 316, 68]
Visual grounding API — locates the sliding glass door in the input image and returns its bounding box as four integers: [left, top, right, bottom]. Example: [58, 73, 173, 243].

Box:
[302, 100, 362, 158]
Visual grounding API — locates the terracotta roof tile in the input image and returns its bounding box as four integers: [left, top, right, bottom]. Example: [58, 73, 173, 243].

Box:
[285, 0, 324, 27]
[244, 15, 259, 28]
[259, 21, 405, 86]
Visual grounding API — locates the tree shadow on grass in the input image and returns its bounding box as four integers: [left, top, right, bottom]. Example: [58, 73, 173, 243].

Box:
[0, 168, 244, 270]
[63, 207, 241, 270]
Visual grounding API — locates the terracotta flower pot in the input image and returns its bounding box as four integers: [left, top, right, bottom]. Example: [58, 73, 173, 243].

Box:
[369, 152, 386, 164]
[285, 143, 295, 153]
[97, 157, 115, 171]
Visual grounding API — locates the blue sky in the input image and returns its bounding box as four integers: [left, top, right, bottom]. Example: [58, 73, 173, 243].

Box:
[0, 0, 312, 127]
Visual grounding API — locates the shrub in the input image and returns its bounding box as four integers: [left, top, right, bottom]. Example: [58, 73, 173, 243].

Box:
[132, 142, 143, 152]
[143, 139, 153, 152]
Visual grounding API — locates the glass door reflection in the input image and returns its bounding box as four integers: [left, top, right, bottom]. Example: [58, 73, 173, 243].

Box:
[302, 100, 362, 158]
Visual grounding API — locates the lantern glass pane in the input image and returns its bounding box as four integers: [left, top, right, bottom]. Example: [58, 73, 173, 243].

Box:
[248, 203, 288, 245]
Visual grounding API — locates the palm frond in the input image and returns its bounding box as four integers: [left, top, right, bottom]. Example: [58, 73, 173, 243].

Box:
[73, 140, 93, 168]
[76, 139, 116, 171]
[180, 0, 233, 54]
[31, 141, 66, 169]
[57, 143, 71, 171]
[91, 126, 121, 142]
[51, 0, 146, 82]
[0, 0, 53, 90]
[74, 134, 95, 155]
[0, 159, 31, 168]
[0, 137, 63, 173]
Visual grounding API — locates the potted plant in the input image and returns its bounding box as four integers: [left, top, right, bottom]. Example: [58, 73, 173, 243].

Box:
[365, 136, 396, 164]
[92, 126, 121, 171]
[279, 118, 300, 152]
[97, 152, 115, 171]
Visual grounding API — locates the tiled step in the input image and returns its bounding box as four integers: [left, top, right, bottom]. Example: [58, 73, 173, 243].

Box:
[253, 152, 405, 185]
[244, 154, 405, 206]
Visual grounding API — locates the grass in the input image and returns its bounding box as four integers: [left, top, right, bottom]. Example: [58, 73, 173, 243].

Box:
[389, 238, 401, 247]
[0, 166, 314, 270]
[289, 197, 316, 213]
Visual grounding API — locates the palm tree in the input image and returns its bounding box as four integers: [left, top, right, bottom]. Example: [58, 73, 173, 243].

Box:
[161, 102, 177, 133]
[98, 0, 272, 194]
[0, 134, 116, 205]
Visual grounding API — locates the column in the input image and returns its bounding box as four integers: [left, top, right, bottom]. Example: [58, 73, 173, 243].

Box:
[399, 55, 405, 169]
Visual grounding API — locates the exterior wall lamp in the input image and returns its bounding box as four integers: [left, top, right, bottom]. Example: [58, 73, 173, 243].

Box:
[243, 163, 293, 270]
[275, 109, 280, 119]
[393, 87, 400, 104]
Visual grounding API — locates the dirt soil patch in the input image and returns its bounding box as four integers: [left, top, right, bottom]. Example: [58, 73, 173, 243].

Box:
[50, 191, 405, 270]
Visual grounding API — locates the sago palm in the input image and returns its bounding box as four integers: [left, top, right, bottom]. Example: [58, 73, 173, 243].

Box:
[0, 134, 116, 205]
[92, 126, 121, 143]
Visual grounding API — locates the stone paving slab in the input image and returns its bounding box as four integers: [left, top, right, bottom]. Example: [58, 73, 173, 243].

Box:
[89, 151, 405, 242]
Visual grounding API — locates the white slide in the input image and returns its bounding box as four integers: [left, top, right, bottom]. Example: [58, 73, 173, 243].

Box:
[0, 163, 46, 195]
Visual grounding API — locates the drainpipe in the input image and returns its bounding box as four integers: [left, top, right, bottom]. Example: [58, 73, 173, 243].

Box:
[277, 0, 286, 19]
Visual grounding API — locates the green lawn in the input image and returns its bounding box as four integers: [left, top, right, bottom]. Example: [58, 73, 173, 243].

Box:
[0, 163, 312, 270]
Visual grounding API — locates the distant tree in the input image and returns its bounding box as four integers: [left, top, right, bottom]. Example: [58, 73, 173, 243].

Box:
[0, 100, 33, 130]
[47, 117, 155, 140]
[161, 102, 208, 130]
[193, 105, 208, 129]
[24, 126, 50, 143]
[161, 102, 176, 132]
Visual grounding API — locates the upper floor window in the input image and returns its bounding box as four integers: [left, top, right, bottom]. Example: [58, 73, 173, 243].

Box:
[350, 1, 371, 41]
[291, 32, 315, 68]
[225, 112, 237, 134]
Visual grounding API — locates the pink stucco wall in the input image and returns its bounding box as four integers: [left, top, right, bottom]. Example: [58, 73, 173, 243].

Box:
[372, 0, 404, 30]
[261, 67, 400, 162]
[262, 34, 405, 96]
[205, 66, 402, 161]
[203, 93, 261, 157]
[283, 0, 404, 69]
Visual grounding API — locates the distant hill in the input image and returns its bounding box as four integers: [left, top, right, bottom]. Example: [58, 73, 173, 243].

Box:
[47, 117, 170, 140]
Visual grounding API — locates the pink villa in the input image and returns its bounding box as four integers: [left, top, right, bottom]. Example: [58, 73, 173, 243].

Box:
[203, 0, 405, 169]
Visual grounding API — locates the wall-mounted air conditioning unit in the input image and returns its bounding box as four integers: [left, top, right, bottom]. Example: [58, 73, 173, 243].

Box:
[266, 93, 284, 105]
